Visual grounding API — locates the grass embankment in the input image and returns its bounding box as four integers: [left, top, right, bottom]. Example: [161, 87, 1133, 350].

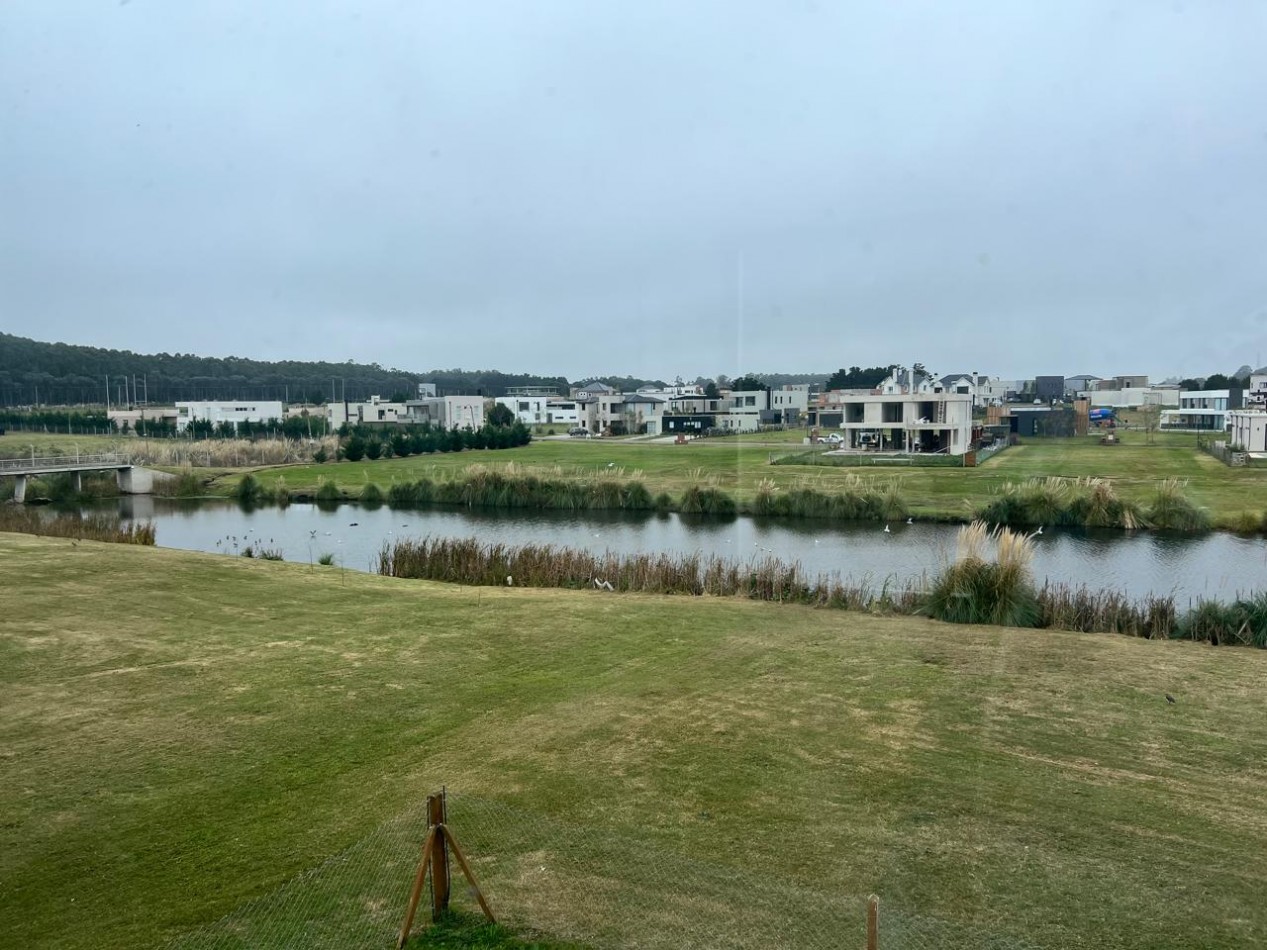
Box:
[4, 535, 1267, 948]
[225, 433, 1267, 529]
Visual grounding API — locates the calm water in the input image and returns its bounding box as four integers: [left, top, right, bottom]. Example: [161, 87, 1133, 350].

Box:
[108, 497, 1267, 603]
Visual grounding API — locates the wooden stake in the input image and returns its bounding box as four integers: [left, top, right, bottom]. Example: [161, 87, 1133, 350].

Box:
[442, 824, 497, 923]
[866, 894, 879, 950]
[397, 828, 437, 949]
[429, 793, 451, 921]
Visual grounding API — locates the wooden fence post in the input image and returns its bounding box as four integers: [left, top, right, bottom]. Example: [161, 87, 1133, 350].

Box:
[866, 894, 879, 950]
[429, 791, 450, 921]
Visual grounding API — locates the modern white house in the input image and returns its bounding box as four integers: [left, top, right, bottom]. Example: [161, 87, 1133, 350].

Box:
[1229, 410, 1267, 453]
[769, 384, 810, 423]
[108, 406, 181, 430]
[1160, 390, 1243, 431]
[827, 370, 974, 455]
[1079, 387, 1179, 409]
[1247, 373, 1267, 409]
[176, 400, 284, 433]
[403, 396, 486, 430]
[327, 396, 411, 428]
[496, 387, 563, 425]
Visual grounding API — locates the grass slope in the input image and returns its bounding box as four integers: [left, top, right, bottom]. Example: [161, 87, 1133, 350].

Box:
[232, 432, 1266, 526]
[3, 535, 1267, 948]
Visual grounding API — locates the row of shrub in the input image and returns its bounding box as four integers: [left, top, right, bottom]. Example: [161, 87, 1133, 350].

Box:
[0, 505, 155, 545]
[976, 477, 1211, 531]
[339, 422, 531, 462]
[376, 524, 1267, 649]
[281, 472, 904, 522]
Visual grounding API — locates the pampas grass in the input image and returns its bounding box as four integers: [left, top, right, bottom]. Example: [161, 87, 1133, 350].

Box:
[923, 521, 1041, 627]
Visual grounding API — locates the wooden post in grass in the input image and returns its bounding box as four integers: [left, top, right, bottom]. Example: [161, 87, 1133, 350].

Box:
[866, 894, 879, 950]
[429, 791, 451, 921]
[398, 788, 495, 948]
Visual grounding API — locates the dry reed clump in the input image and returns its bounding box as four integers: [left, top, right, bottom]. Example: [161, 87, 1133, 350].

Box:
[749, 475, 907, 521]
[377, 536, 921, 610]
[1037, 584, 1177, 639]
[0, 505, 155, 545]
[923, 521, 1042, 627]
[132, 436, 339, 469]
[1146, 478, 1211, 531]
[1177, 594, 1267, 648]
[978, 477, 1151, 530]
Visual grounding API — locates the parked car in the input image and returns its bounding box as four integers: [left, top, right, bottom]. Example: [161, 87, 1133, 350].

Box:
[824, 432, 844, 444]
[568, 427, 592, 438]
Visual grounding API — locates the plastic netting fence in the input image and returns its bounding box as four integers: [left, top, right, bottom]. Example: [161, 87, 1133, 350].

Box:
[165, 792, 1039, 950]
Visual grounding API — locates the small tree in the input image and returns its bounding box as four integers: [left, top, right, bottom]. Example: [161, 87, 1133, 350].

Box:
[343, 435, 366, 462]
[1138, 404, 1161, 444]
[487, 403, 515, 427]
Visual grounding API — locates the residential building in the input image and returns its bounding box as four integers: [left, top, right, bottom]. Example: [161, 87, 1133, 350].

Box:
[1080, 387, 1179, 409]
[545, 399, 581, 426]
[327, 395, 410, 428]
[1033, 376, 1066, 402]
[816, 369, 974, 455]
[1064, 374, 1100, 395]
[108, 406, 180, 431]
[1229, 410, 1267, 453]
[1161, 390, 1243, 431]
[176, 400, 284, 433]
[496, 387, 563, 426]
[572, 381, 615, 400]
[769, 384, 810, 423]
[402, 396, 485, 430]
[1247, 373, 1267, 409]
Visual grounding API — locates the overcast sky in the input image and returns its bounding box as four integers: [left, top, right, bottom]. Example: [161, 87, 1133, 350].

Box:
[2, 1, 1266, 382]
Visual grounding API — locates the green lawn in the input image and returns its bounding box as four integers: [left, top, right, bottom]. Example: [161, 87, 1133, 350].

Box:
[226, 432, 1266, 527]
[3, 534, 1267, 948]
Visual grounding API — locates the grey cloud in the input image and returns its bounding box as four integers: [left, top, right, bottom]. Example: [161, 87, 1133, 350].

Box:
[2, 0, 1265, 380]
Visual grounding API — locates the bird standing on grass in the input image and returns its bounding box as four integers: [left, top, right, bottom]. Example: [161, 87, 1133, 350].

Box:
[1166, 694, 1176, 704]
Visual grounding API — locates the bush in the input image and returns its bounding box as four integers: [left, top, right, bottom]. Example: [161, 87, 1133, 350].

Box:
[233, 474, 262, 503]
[317, 552, 336, 566]
[365, 439, 383, 460]
[922, 522, 1041, 627]
[313, 446, 328, 464]
[359, 483, 385, 507]
[315, 479, 342, 503]
[1146, 478, 1210, 531]
[342, 436, 366, 462]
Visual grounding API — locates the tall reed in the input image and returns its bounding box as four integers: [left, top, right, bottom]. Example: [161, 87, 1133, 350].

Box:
[377, 536, 921, 611]
[0, 506, 155, 545]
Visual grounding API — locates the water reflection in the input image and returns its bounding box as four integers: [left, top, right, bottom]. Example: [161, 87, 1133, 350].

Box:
[92, 499, 1267, 603]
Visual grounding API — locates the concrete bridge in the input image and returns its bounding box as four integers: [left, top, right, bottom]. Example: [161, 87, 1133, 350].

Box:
[0, 453, 159, 502]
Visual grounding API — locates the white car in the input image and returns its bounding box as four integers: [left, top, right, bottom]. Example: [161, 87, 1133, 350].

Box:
[824, 433, 844, 444]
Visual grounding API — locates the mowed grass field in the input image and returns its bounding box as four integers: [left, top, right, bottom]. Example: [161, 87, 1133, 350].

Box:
[4, 534, 1267, 948]
[231, 432, 1266, 525]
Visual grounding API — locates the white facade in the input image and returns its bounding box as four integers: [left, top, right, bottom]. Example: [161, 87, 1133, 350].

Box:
[1229, 411, 1267, 453]
[1161, 390, 1239, 431]
[828, 371, 974, 454]
[404, 396, 485, 430]
[176, 400, 284, 433]
[327, 395, 410, 428]
[1248, 374, 1267, 408]
[770, 385, 810, 421]
[1079, 387, 1179, 409]
[497, 394, 553, 425]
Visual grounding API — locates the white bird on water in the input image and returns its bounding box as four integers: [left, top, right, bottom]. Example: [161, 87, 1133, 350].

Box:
[1036, 525, 1044, 535]
[883, 525, 891, 534]
[906, 517, 913, 525]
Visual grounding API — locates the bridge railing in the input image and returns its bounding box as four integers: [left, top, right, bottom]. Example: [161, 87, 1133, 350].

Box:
[0, 452, 129, 474]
